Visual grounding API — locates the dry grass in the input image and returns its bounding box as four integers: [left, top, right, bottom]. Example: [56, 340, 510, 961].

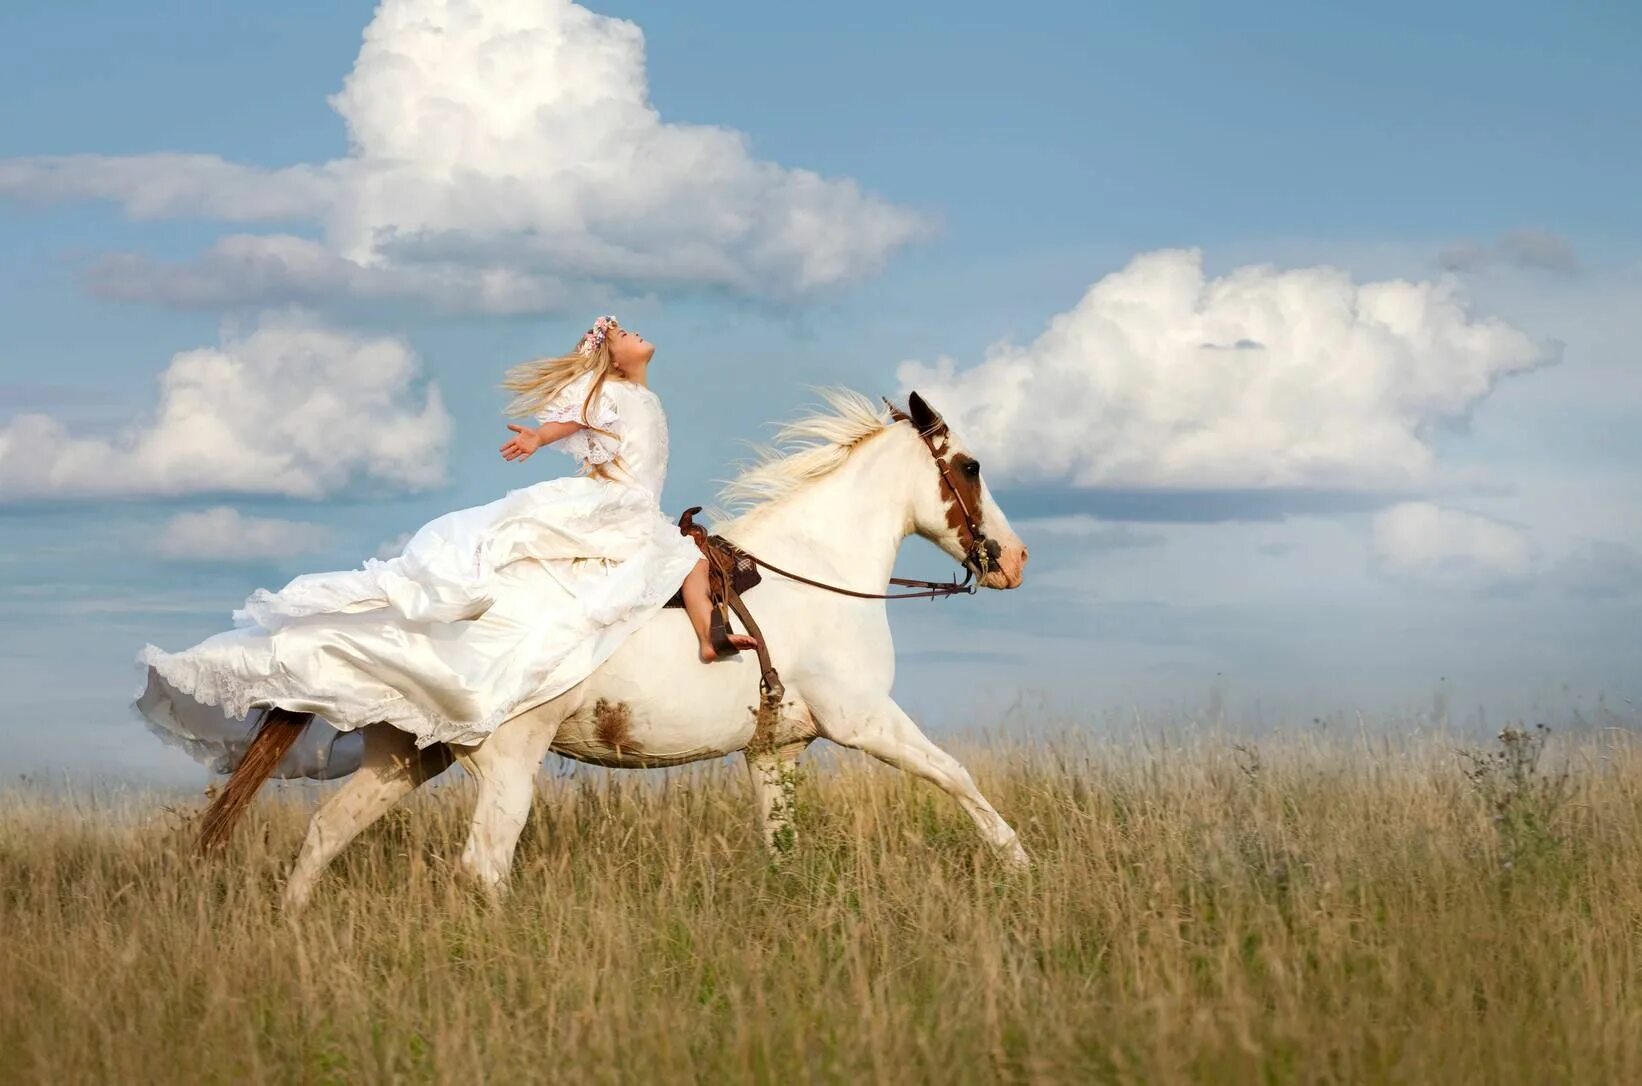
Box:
[3, 726, 1640, 1084]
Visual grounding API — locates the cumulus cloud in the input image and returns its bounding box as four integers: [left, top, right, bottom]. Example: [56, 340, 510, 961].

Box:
[1439, 229, 1580, 275]
[900, 249, 1553, 493]
[154, 507, 332, 562]
[1371, 502, 1533, 590]
[0, 315, 449, 501]
[83, 235, 580, 315]
[0, 0, 925, 312]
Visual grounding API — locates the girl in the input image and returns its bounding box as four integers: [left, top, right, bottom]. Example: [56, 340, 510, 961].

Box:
[137, 316, 754, 754]
[498, 315, 758, 663]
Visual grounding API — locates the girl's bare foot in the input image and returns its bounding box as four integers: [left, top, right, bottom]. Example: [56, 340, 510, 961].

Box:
[699, 634, 758, 663]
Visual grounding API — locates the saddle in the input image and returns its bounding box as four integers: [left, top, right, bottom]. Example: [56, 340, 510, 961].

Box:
[663, 507, 761, 623]
[664, 506, 785, 752]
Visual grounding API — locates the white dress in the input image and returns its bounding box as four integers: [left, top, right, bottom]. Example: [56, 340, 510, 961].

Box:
[135, 374, 704, 775]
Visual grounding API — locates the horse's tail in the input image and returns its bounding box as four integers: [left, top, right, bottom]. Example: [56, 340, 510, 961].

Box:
[197, 708, 313, 853]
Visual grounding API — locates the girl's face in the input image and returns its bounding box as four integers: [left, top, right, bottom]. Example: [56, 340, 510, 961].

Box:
[608, 328, 655, 373]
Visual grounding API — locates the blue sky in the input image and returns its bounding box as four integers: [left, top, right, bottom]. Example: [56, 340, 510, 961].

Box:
[2, 1, 1639, 783]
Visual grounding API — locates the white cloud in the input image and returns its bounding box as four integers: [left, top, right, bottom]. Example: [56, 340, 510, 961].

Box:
[154, 507, 332, 562]
[0, 0, 926, 312]
[0, 314, 449, 501]
[83, 235, 581, 315]
[374, 531, 414, 560]
[1013, 515, 1162, 549]
[899, 249, 1553, 492]
[1439, 229, 1580, 275]
[1371, 502, 1533, 589]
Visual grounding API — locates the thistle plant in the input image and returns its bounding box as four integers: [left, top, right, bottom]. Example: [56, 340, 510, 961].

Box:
[1459, 723, 1570, 872]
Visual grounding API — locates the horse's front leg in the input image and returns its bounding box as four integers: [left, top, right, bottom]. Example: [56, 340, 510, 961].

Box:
[808, 686, 1029, 867]
[744, 741, 808, 856]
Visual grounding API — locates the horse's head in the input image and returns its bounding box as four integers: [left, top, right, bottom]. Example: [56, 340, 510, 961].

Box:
[893, 392, 1029, 590]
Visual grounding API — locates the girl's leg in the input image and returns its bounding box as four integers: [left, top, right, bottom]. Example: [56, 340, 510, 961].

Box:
[682, 558, 758, 662]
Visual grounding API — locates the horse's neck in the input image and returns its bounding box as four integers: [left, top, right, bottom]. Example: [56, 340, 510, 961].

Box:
[726, 436, 916, 591]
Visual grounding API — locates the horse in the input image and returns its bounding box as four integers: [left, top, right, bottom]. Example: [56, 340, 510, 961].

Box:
[184, 390, 1030, 909]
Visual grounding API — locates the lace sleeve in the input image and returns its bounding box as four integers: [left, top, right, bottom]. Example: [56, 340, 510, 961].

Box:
[536, 374, 621, 466]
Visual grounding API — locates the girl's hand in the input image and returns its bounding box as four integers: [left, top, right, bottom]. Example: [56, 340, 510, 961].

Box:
[500, 424, 543, 462]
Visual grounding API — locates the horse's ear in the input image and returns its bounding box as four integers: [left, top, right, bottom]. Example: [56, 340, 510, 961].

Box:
[907, 391, 945, 434]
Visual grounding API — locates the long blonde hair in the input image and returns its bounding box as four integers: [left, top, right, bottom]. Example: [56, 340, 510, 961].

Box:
[501, 327, 624, 477]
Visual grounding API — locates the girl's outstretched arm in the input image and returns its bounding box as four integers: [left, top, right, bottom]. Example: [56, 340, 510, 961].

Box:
[500, 420, 583, 462]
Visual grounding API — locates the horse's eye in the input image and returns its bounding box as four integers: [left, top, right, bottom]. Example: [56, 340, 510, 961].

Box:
[964, 460, 981, 477]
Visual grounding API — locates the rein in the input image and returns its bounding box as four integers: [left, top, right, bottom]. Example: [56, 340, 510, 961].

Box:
[736, 549, 976, 601]
[676, 512, 977, 603]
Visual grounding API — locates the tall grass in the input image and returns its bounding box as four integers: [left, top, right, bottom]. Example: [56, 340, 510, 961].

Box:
[2, 726, 1639, 1084]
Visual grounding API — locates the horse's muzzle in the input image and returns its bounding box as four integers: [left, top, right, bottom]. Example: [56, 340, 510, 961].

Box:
[976, 540, 1027, 589]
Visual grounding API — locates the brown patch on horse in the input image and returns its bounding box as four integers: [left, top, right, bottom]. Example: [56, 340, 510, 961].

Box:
[592, 699, 634, 755]
[939, 446, 986, 551]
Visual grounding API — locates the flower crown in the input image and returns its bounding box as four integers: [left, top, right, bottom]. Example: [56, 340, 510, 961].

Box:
[577, 315, 620, 357]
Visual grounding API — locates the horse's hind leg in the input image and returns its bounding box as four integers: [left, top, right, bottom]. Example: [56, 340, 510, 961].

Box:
[283, 723, 453, 911]
[454, 702, 568, 894]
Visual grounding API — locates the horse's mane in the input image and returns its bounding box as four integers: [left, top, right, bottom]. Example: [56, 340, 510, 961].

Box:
[715, 388, 894, 524]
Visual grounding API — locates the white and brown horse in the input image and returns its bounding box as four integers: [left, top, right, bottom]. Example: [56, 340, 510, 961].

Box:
[180, 391, 1029, 908]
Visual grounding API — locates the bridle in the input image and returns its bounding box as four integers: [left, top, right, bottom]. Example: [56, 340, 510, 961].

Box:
[882, 397, 999, 580]
[689, 398, 995, 603]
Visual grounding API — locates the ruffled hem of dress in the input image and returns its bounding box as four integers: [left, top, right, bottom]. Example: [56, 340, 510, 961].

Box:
[128, 661, 241, 776]
[130, 658, 364, 780]
[135, 643, 552, 749]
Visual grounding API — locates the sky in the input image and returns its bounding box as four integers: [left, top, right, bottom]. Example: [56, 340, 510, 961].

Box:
[2, 0, 1639, 784]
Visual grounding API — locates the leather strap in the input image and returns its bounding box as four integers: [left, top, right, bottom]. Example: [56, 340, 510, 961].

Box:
[734, 547, 975, 601]
[678, 509, 785, 752]
[677, 507, 976, 602]
[881, 399, 995, 576]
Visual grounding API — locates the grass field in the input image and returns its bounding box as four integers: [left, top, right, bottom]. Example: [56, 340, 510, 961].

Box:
[2, 724, 1639, 1084]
